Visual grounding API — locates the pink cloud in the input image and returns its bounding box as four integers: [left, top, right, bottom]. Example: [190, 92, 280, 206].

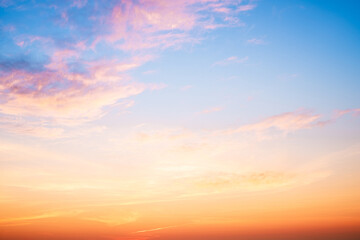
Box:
[236, 110, 321, 134]
[335, 108, 360, 118]
[200, 106, 223, 114]
[61, 11, 68, 23]
[237, 4, 257, 12]
[223, 108, 360, 138]
[0, 52, 155, 125]
[94, 0, 256, 51]
[15, 41, 24, 47]
[218, 110, 327, 139]
[213, 7, 231, 14]
[96, 0, 197, 51]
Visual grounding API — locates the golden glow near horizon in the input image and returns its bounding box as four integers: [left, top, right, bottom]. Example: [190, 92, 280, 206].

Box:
[1, 0, 360, 239]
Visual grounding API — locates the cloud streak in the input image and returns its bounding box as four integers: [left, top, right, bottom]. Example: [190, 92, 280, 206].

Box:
[222, 110, 323, 138]
[200, 106, 223, 114]
[247, 38, 265, 45]
[213, 56, 249, 66]
[134, 225, 179, 234]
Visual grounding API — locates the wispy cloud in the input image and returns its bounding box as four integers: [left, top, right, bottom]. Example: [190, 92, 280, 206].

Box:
[194, 171, 296, 190]
[142, 70, 157, 75]
[199, 106, 223, 114]
[335, 108, 360, 118]
[95, 0, 255, 51]
[176, 168, 331, 194]
[225, 110, 322, 136]
[213, 56, 248, 66]
[134, 225, 179, 234]
[277, 73, 299, 81]
[0, 119, 65, 139]
[71, 0, 87, 8]
[219, 108, 360, 140]
[180, 85, 193, 91]
[0, 210, 80, 226]
[247, 38, 265, 45]
[237, 4, 257, 12]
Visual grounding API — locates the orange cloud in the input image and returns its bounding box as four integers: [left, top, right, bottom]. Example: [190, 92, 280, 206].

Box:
[194, 171, 296, 190]
[134, 225, 179, 234]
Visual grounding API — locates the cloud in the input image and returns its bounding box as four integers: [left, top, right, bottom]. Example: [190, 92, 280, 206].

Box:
[0, 212, 66, 226]
[219, 108, 360, 140]
[304, 108, 360, 129]
[142, 70, 157, 75]
[94, 1, 198, 50]
[200, 106, 223, 114]
[194, 171, 296, 190]
[0, 0, 257, 137]
[335, 108, 360, 118]
[0, 0, 15, 7]
[237, 4, 257, 12]
[71, 0, 87, 8]
[0, 69, 145, 123]
[0, 120, 65, 139]
[0, 208, 138, 227]
[13, 35, 53, 49]
[134, 225, 179, 234]
[225, 110, 322, 136]
[79, 210, 138, 226]
[213, 56, 248, 66]
[0, 115, 109, 139]
[0, 52, 158, 126]
[94, 0, 256, 51]
[184, 169, 331, 193]
[180, 85, 192, 91]
[247, 38, 265, 45]
[2, 25, 16, 32]
[277, 73, 298, 81]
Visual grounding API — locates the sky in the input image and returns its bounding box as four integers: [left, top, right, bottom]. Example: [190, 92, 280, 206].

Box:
[0, 0, 360, 239]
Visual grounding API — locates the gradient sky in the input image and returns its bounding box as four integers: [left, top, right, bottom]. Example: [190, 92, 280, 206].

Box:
[0, 0, 360, 239]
